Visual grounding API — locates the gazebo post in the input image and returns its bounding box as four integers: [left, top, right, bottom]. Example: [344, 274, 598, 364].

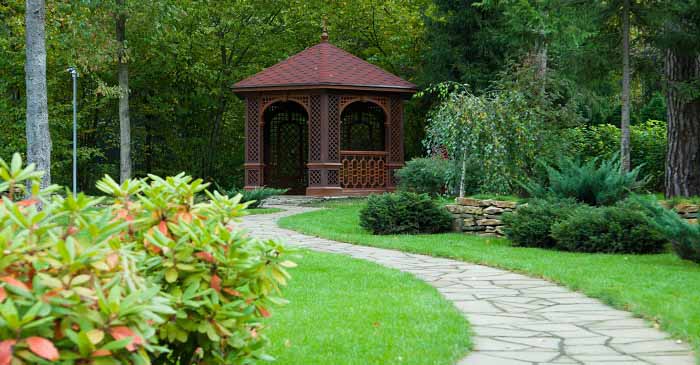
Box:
[306, 92, 343, 196]
[243, 96, 264, 190]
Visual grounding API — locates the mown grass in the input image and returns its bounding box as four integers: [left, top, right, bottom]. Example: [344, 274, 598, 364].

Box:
[265, 250, 471, 365]
[278, 199, 700, 356]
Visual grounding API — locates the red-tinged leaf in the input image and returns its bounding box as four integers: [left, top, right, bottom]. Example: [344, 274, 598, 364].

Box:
[258, 306, 271, 318]
[158, 220, 169, 236]
[223, 288, 242, 297]
[0, 340, 16, 365]
[0, 287, 6, 302]
[195, 252, 215, 263]
[106, 253, 119, 269]
[65, 226, 78, 236]
[25, 337, 59, 361]
[91, 349, 111, 357]
[0, 276, 29, 291]
[109, 326, 143, 352]
[116, 209, 134, 222]
[249, 328, 258, 339]
[16, 199, 39, 207]
[210, 274, 221, 292]
[177, 211, 193, 224]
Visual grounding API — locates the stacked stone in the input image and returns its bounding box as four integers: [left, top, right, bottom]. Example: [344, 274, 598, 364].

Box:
[673, 203, 699, 224]
[445, 197, 519, 237]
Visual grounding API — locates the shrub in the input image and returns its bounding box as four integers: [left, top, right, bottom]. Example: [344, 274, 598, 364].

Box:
[98, 174, 294, 364]
[631, 197, 700, 263]
[0, 154, 174, 365]
[502, 199, 579, 249]
[396, 157, 450, 196]
[359, 192, 452, 235]
[220, 186, 288, 208]
[525, 156, 648, 206]
[0, 153, 293, 365]
[550, 203, 666, 254]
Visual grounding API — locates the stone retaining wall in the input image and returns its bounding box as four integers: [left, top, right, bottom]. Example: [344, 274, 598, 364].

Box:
[446, 198, 520, 237]
[447, 198, 699, 238]
[671, 203, 699, 224]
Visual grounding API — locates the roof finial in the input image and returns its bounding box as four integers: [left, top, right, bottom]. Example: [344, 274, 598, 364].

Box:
[321, 17, 329, 42]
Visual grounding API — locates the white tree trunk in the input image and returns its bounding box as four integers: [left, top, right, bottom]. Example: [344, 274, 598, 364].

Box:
[620, 0, 632, 173]
[117, 0, 131, 182]
[25, 0, 52, 188]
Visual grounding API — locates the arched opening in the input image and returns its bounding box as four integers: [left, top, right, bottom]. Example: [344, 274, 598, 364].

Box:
[339, 101, 387, 189]
[341, 101, 386, 151]
[263, 101, 308, 194]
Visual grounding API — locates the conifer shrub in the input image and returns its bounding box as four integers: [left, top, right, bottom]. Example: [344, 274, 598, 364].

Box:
[502, 198, 579, 249]
[550, 203, 666, 254]
[396, 157, 450, 196]
[359, 192, 452, 235]
[525, 156, 648, 206]
[0, 153, 293, 365]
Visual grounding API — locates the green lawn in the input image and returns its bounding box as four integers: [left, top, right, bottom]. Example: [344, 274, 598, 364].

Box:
[265, 250, 471, 365]
[279, 200, 700, 355]
[245, 207, 285, 215]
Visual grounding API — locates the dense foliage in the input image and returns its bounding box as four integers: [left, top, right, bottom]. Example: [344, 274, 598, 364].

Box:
[0, 154, 293, 364]
[359, 192, 452, 235]
[634, 198, 700, 263]
[525, 156, 648, 206]
[501, 198, 577, 249]
[550, 204, 666, 254]
[396, 157, 450, 196]
[568, 120, 666, 191]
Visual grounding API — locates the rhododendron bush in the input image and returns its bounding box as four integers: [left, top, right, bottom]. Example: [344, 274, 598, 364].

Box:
[0, 154, 293, 365]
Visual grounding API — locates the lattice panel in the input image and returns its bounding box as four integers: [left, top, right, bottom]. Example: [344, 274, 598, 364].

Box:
[339, 96, 389, 112]
[327, 169, 339, 186]
[328, 95, 340, 162]
[309, 169, 322, 186]
[340, 152, 386, 189]
[341, 102, 385, 151]
[309, 95, 322, 161]
[261, 95, 310, 114]
[246, 169, 260, 186]
[389, 97, 403, 163]
[246, 98, 260, 162]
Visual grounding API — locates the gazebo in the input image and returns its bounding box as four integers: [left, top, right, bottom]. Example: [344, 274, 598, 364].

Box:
[232, 30, 417, 196]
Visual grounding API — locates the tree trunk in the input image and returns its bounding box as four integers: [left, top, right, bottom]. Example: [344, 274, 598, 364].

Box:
[117, 0, 131, 183]
[533, 33, 547, 94]
[664, 49, 700, 197]
[620, 0, 631, 173]
[24, 0, 51, 188]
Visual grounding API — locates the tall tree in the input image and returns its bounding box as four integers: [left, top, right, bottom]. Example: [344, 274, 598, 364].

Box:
[116, 0, 131, 182]
[24, 0, 51, 188]
[620, 0, 631, 172]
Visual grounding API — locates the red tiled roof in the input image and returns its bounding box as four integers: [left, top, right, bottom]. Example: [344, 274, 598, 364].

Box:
[232, 41, 416, 93]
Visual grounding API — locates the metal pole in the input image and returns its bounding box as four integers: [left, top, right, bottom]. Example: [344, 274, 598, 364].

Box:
[67, 67, 78, 197]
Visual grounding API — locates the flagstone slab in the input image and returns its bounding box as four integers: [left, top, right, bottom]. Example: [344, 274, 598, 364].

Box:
[240, 206, 696, 365]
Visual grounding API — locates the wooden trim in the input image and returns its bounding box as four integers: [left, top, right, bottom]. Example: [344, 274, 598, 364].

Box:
[340, 150, 387, 156]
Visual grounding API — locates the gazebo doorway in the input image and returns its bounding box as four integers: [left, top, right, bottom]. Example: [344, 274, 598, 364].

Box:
[263, 101, 308, 194]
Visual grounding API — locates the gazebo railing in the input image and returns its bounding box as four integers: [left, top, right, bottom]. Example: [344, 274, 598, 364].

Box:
[340, 150, 387, 189]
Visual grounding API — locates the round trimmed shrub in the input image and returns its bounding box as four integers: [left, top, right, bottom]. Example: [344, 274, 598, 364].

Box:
[359, 192, 452, 235]
[501, 198, 579, 249]
[550, 204, 666, 254]
[396, 157, 450, 196]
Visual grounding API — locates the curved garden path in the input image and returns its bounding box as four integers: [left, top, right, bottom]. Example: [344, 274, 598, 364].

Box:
[240, 206, 695, 365]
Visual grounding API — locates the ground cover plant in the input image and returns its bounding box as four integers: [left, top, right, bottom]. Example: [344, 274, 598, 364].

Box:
[265, 250, 471, 365]
[279, 199, 700, 355]
[0, 154, 292, 365]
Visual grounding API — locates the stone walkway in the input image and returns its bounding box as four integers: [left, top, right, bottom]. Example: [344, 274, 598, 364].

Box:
[240, 206, 696, 365]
